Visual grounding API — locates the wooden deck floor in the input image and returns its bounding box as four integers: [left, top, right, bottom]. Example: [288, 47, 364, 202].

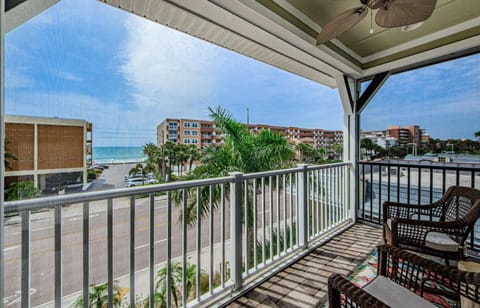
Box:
[226, 224, 382, 308]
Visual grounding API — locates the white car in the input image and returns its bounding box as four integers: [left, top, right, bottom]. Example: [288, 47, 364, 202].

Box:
[126, 178, 144, 187]
[126, 178, 158, 187]
[146, 178, 158, 184]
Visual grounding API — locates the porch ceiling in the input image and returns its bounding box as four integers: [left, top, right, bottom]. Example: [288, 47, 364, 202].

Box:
[5, 0, 480, 88]
[98, 0, 480, 87]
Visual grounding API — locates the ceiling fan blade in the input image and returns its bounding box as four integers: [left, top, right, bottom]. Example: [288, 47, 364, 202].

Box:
[375, 0, 437, 28]
[362, 0, 384, 10]
[316, 6, 368, 45]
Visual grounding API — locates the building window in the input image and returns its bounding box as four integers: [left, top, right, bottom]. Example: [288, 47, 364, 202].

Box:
[192, 122, 198, 128]
[168, 122, 178, 127]
[184, 130, 190, 135]
[184, 138, 190, 143]
[184, 122, 190, 127]
[192, 138, 198, 144]
[169, 130, 177, 135]
[192, 131, 198, 136]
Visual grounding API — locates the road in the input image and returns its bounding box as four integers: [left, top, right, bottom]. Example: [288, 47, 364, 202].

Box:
[3, 195, 233, 307]
[3, 163, 291, 307]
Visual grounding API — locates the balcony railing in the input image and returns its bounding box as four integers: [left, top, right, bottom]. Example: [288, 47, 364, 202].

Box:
[3, 162, 352, 307]
[357, 160, 480, 250]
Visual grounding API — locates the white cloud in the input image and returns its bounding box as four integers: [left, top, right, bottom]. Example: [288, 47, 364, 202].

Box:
[118, 16, 220, 119]
[50, 69, 83, 82]
[4, 69, 35, 89]
[116, 12, 344, 132]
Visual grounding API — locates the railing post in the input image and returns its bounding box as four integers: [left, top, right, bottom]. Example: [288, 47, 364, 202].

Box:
[230, 172, 243, 291]
[297, 164, 308, 249]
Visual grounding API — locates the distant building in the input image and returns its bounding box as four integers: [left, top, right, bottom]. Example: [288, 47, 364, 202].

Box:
[386, 126, 411, 146]
[422, 133, 431, 144]
[5, 115, 93, 192]
[387, 125, 425, 147]
[156, 118, 223, 148]
[362, 125, 428, 150]
[361, 130, 397, 149]
[157, 118, 343, 153]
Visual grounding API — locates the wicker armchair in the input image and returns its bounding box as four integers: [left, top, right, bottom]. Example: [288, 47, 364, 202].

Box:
[383, 186, 480, 261]
[328, 245, 480, 308]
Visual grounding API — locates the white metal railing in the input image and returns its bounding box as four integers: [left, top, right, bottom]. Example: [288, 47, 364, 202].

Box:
[2, 162, 352, 307]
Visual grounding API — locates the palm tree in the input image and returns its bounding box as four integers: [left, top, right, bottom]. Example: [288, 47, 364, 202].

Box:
[129, 163, 152, 185]
[174, 106, 294, 270]
[186, 145, 201, 171]
[295, 142, 317, 163]
[6, 181, 41, 201]
[143, 142, 160, 160]
[331, 142, 343, 158]
[164, 141, 179, 179]
[360, 138, 375, 159]
[178, 144, 190, 176]
[73, 281, 127, 308]
[152, 262, 200, 307]
[5, 140, 17, 170]
[143, 142, 166, 181]
[179, 106, 294, 223]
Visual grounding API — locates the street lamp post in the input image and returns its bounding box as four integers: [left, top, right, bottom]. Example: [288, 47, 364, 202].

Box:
[161, 131, 166, 182]
[407, 143, 417, 156]
[446, 143, 454, 154]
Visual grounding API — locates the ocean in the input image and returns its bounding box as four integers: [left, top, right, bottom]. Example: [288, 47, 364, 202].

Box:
[93, 146, 146, 164]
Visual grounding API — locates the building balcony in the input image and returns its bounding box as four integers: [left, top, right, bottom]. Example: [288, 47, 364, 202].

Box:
[202, 127, 215, 132]
[3, 161, 479, 307]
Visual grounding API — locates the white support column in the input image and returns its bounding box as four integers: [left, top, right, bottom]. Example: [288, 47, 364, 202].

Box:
[1, 0, 5, 301]
[229, 172, 243, 291]
[297, 164, 308, 248]
[34, 124, 38, 188]
[83, 123, 87, 186]
[344, 113, 359, 223]
[336, 75, 359, 223]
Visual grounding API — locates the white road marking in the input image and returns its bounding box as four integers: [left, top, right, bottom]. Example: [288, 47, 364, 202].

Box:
[3, 245, 20, 252]
[3, 288, 36, 306]
[68, 213, 100, 221]
[135, 239, 167, 250]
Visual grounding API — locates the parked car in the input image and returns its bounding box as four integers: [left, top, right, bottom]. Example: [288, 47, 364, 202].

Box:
[126, 179, 144, 187]
[126, 178, 159, 187]
[146, 178, 158, 184]
[124, 172, 155, 181]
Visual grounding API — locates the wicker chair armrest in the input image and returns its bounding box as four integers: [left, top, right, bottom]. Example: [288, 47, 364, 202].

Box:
[382, 201, 436, 222]
[390, 218, 469, 246]
[395, 218, 469, 229]
[379, 245, 480, 303]
[382, 186, 459, 223]
[328, 273, 389, 308]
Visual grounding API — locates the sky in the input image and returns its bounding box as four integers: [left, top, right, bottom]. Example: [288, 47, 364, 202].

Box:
[4, 0, 480, 146]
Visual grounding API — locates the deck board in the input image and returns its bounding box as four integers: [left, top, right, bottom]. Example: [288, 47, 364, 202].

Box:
[226, 224, 382, 307]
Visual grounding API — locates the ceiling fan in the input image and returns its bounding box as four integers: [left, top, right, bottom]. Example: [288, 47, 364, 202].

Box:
[316, 0, 437, 45]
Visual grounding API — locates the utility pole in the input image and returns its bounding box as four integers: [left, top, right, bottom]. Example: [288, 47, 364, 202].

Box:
[161, 130, 166, 182]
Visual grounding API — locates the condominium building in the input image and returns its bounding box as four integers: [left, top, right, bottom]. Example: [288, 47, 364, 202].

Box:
[157, 118, 343, 152]
[362, 125, 427, 149]
[387, 125, 424, 147]
[157, 118, 223, 148]
[361, 130, 398, 149]
[5, 115, 93, 192]
[386, 126, 411, 146]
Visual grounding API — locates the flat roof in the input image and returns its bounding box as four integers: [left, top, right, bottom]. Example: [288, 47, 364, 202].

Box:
[5, 114, 90, 126]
